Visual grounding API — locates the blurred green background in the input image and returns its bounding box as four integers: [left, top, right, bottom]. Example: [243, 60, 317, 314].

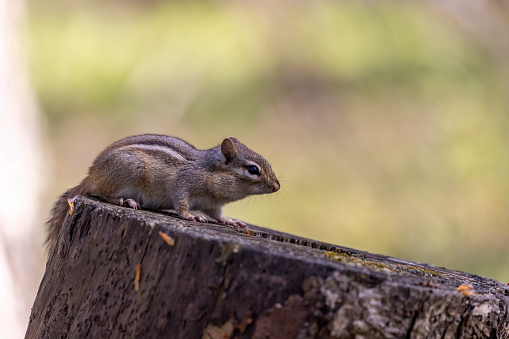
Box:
[28, 1, 509, 282]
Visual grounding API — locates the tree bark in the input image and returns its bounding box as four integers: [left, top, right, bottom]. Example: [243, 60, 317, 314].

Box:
[26, 196, 509, 338]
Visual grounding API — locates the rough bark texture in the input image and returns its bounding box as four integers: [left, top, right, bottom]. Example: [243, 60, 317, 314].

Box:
[26, 196, 509, 338]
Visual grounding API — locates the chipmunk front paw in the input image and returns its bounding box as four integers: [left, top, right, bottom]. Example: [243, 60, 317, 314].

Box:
[180, 212, 208, 223]
[218, 216, 246, 228]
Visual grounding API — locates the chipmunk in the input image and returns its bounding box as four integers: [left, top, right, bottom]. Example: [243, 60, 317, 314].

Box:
[45, 134, 280, 256]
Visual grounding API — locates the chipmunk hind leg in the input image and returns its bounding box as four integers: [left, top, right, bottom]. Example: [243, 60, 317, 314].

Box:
[89, 148, 147, 209]
[99, 196, 140, 209]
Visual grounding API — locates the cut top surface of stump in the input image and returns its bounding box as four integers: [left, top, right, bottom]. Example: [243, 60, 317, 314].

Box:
[53, 196, 505, 296]
[27, 195, 509, 339]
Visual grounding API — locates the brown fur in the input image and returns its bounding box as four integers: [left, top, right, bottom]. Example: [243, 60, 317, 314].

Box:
[45, 134, 280, 257]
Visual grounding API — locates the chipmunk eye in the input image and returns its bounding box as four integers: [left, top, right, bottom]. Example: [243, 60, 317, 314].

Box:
[247, 165, 260, 175]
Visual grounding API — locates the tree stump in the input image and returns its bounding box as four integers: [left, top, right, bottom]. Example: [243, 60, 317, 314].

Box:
[26, 196, 509, 338]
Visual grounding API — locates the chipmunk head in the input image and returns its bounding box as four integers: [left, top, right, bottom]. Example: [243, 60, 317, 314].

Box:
[220, 137, 280, 197]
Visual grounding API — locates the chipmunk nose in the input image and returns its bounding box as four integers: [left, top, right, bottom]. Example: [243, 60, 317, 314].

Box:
[272, 180, 280, 192]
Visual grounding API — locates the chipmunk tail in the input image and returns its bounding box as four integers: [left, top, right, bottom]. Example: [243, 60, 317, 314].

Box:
[44, 179, 89, 259]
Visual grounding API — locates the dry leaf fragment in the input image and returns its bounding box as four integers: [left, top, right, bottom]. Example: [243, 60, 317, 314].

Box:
[457, 284, 475, 295]
[159, 231, 175, 246]
[457, 284, 473, 291]
[135, 263, 141, 291]
[67, 198, 74, 215]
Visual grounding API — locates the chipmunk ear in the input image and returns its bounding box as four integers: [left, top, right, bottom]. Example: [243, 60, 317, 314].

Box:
[221, 137, 238, 164]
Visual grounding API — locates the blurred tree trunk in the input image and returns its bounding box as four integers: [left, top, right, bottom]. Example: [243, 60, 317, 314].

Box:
[0, 0, 45, 337]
